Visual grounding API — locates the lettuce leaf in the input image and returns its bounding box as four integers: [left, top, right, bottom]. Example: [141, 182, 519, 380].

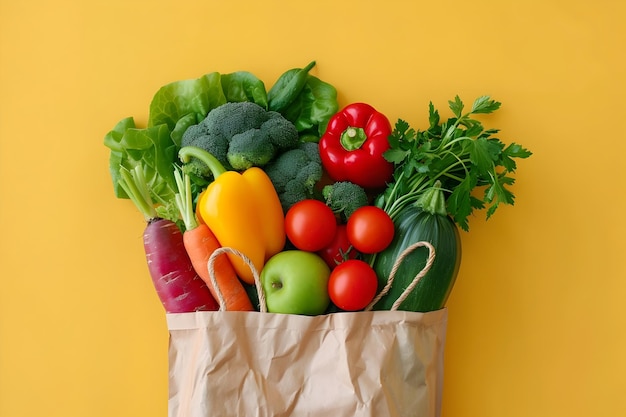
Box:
[104, 119, 177, 205]
[103, 65, 338, 223]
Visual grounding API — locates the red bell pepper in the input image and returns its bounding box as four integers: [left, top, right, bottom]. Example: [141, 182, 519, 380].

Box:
[318, 103, 394, 189]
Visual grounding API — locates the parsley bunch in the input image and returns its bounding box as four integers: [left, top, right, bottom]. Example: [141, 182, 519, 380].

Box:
[376, 96, 532, 231]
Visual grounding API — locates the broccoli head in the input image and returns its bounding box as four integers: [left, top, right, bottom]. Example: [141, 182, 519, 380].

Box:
[181, 123, 231, 179]
[264, 142, 323, 213]
[181, 101, 299, 178]
[322, 181, 369, 222]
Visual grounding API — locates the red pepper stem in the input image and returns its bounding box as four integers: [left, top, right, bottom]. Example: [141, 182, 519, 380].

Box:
[340, 127, 368, 151]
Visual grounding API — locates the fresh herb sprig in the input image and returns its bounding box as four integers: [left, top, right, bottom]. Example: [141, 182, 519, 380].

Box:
[376, 96, 532, 231]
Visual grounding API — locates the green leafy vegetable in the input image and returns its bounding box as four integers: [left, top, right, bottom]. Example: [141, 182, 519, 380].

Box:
[103, 119, 177, 206]
[220, 71, 268, 107]
[376, 95, 532, 231]
[267, 61, 316, 112]
[104, 62, 338, 224]
[146, 71, 269, 145]
[280, 73, 339, 136]
[147, 72, 227, 130]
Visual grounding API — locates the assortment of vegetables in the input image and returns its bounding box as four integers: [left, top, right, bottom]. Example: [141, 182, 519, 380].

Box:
[105, 61, 531, 315]
[179, 146, 285, 284]
[173, 167, 254, 311]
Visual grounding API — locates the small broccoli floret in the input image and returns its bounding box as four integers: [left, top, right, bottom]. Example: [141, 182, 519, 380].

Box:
[322, 181, 369, 222]
[181, 101, 300, 174]
[264, 142, 323, 212]
[227, 129, 276, 169]
[262, 112, 299, 149]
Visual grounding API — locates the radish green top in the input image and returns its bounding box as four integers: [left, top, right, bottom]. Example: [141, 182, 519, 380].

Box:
[117, 166, 158, 221]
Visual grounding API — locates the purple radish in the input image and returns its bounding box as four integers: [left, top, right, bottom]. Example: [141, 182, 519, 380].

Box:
[116, 165, 218, 313]
[143, 218, 219, 313]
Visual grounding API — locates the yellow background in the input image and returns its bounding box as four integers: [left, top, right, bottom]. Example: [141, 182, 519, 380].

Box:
[1, 1, 625, 416]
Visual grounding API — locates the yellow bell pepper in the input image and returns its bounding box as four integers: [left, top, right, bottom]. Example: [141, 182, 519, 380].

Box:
[240, 167, 286, 259]
[179, 146, 286, 284]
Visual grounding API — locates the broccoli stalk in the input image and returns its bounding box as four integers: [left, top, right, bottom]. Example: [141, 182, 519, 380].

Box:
[322, 181, 369, 222]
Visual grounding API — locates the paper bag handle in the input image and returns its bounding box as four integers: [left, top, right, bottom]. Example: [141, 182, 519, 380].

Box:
[364, 241, 436, 312]
[208, 241, 435, 313]
[207, 247, 268, 313]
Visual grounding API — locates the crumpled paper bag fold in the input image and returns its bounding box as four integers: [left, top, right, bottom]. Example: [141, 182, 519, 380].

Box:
[167, 308, 447, 417]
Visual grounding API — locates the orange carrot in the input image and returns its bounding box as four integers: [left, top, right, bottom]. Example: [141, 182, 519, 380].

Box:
[174, 167, 254, 311]
[183, 223, 254, 311]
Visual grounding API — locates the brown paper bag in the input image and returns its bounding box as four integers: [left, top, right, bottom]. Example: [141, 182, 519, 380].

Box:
[167, 243, 448, 417]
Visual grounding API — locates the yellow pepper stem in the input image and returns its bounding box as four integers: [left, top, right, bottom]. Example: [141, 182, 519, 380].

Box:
[178, 146, 227, 178]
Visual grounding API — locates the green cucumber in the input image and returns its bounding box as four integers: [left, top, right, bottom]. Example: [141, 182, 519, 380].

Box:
[372, 186, 461, 312]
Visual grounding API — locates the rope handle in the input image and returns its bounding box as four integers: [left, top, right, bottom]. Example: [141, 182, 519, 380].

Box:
[364, 241, 436, 312]
[208, 241, 435, 313]
[207, 247, 268, 313]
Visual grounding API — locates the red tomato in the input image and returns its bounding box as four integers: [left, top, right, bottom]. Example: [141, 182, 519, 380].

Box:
[285, 199, 337, 252]
[346, 206, 395, 254]
[328, 259, 378, 311]
[317, 225, 360, 269]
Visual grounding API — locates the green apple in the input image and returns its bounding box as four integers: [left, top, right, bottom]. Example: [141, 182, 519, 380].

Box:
[260, 250, 331, 315]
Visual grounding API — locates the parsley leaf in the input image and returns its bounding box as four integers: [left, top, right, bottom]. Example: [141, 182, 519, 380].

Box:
[484, 173, 516, 219]
[449, 96, 465, 118]
[468, 137, 500, 175]
[471, 96, 501, 114]
[501, 143, 533, 172]
[428, 103, 440, 127]
[446, 175, 475, 231]
[378, 95, 532, 231]
[384, 148, 409, 164]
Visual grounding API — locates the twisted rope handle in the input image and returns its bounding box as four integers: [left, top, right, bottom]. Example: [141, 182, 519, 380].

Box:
[208, 242, 435, 314]
[207, 247, 267, 313]
[364, 241, 436, 312]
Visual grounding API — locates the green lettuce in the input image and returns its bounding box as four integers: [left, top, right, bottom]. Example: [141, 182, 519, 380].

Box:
[103, 64, 339, 223]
